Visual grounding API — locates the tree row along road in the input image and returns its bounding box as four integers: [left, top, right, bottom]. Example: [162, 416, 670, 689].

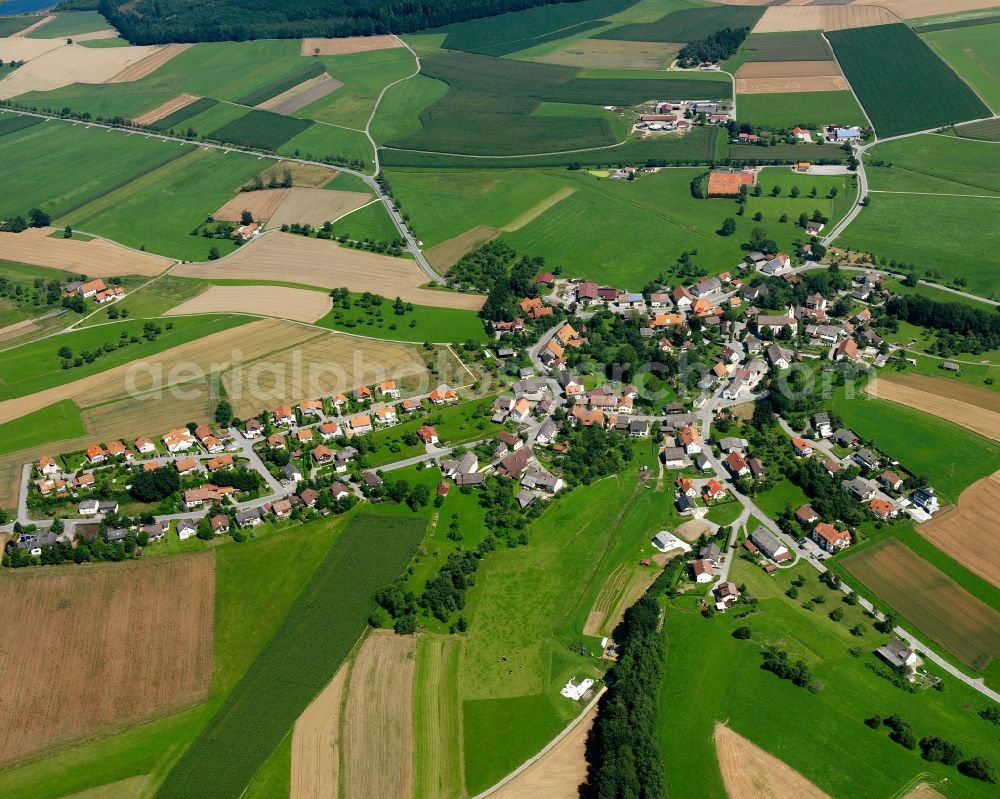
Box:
[0, 107, 448, 285]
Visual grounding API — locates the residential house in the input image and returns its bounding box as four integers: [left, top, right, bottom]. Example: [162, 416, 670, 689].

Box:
[348, 414, 373, 435]
[749, 457, 767, 481]
[749, 527, 790, 562]
[812, 522, 851, 553]
[73, 472, 96, 488]
[842, 477, 877, 502]
[795, 504, 819, 526]
[497, 447, 533, 478]
[402, 397, 422, 414]
[510, 397, 532, 423]
[210, 515, 231, 535]
[834, 338, 860, 363]
[330, 482, 351, 501]
[759, 254, 791, 276]
[293, 428, 315, 445]
[700, 542, 722, 567]
[875, 639, 920, 673]
[692, 277, 721, 297]
[791, 437, 816, 458]
[724, 452, 750, 478]
[273, 404, 295, 426]
[78, 278, 107, 298]
[378, 380, 400, 399]
[911, 487, 939, 514]
[318, 421, 341, 440]
[271, 498, 293, 519]
[703, 479, 727, 502]
[163, 428, 196, 453]
[78, 499, 100, 515]
[719, 437, 747, 454]
[822, 458, 842, 477]
[333, 447, 357, 473]
[677, 476, 698, 498]
[694, 453, 712, 471]
[375, 406, 398, 427]
[715, 581, 740, 609]
[869, 498, 899, 520]
[676, 493, 696, 515]
[236, 507, 265, 527]
[498, 431, 523, 451]
[354, 385, 373, 402]
[202, 435, 225, 454]
[135, 438, 156, 454]
[312, 444, 335, 465]
[282, 463, 303, 484]
[244, 419, 264, 439]
[812, 412, 833, 439]
[38, 456, 59, 476]
[299, 399, 324, 417]
[756, 308, 795, 335]
[661, 446, 686, 468]
[429, 385, 458, 404]
[691, 559, 714, 584]
[174, 457, 199, 475]
[536, 418, 558, 445]
[206, 454, 234, 471]
[266, 432, 286, 450]
[418, 425, 439, 445]
[853, 448, 881, 472]
[628, 419, 650, 438]
[677, 425, 702, 455]
[832, 428, 859, 448]
[878, 470, 904, 492]
[672, 286, 693, 310]
[106, 440, 127, 458]
[85, 445, 107, 465]
[521, 468, 563, 494]
[177, 519, 198, 540]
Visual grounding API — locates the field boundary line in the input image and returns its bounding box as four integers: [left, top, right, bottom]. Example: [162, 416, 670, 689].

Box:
[868, 189, 1000, 198]
[472, 686, 606, 799]
[367, 35, 422, 174]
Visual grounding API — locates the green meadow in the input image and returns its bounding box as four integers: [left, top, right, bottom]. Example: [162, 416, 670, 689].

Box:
[659, 558, 1000, 799]
[370, 75, 450, 144]
[737, 91, 867, 129]
[277, 123, 374, 169]
[0, 315, 246, 401]
[26, 11, 110, 39]
[0, 401, 85, 457]
[79, 277, 207, 326]
[923, 22, 1000, 114]
[328, 200, 399, 243]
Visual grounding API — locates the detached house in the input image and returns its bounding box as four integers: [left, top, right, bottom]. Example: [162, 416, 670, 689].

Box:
[791, 437, 815, 458]
[273, 405, 295, 426]
[811, 522, 851, 553]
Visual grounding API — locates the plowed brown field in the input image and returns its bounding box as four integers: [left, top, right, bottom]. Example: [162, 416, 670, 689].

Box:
[174, 232, 486, 310]
[301, 35, 402, 56]
[0, 228, 172, 276]
[919, 470, 1000, 589]
[715, 723, 831, 799]
[341, 632, 416, 799]
[0, 555, 214, 766]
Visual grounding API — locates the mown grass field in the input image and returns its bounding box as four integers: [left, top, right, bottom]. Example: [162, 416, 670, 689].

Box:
[0, 315, 244, 401]
[658, 558, 1000, 799]
[828, 385, 1000, 504]
[923, 22, 1000, 114]
[369, 74, 450, 145]
[0, 14, 43, 36]
[0, 400, 84, 457]
[598, 4, 764, 42]
[156, 512, 423, 798]
[64, 146, 265, 260]
[955, 117, 1000, 142]
[413, 635, 464, 799]
[25, 11, 110, 38]
[277, 122, 374, 169]
[79, 277, 206, 326]
[827, 24, 990, 137]
[316, 291, 486, 343]
[737, 91, 867, 129]
[0, 119, 189, 221]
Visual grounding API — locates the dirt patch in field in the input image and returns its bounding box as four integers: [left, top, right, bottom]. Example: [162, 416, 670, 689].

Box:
[213, 188, 290, 223]
[485, 696, 600, 799]
[868, 374, 1000, 443]
[675, 519, 713, 542]
[584, 564, 631, 636]
[0, 228, 172, 276]
[342, 631, 416, 799]
[10, 15, 56, 36]
[841, 537, 1000, 670]
[133, 93, 200, 125]
[737, 61, 842, 79]
[105, 43, 191, 83]
[715, 723, 831, 799]
[268, 187, 372, 229]
[174, 232, 486, 310]
[737, 75, 849, 93]
[503, 187, 576, 232]
[258, 73, 343, 115]
[752, 5, 900, 33]
[291, 659, 349, 799]
[426, 225, 500, 272]
[166, 285, 332, 323]
[301, 35, 403, 56]
[533, 39, 680, 70]
[0, 555, 214, 766]
[0, 43, 168, 97]
[901, 783, 947, 799]
[919, 470, 1000, 589]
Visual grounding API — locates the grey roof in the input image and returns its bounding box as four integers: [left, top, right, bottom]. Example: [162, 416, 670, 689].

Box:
[236, 507, 264, 525]
[516, 489, 536, 508]
[749, 527, 785, 558]
[661, 446, 686, 462]
[700, 542, 721, 561]
[719, 437, 747, 452]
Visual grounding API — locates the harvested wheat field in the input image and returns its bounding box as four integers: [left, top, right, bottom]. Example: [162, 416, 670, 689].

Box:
[81, 392, 215, 443]
[919, 470, 1000, 589]
[873, 0, 1000, 18]
[258, 74, 343, 115]
[291, 660, 350, 799]
[220, 329, 429, 418]
[213, 188, 289, 223]
[841, 538, 1000, 670]
[0, 36, 67, 63]
[342, 631, 417, 799]
[301, 35, 402, 56]
[868, 374, 1000, 443]
[901, 783, 947, 799]
[876, 371, 998, 413]
[737, 75, 849, 93]
[0, 43, 166, 97]
[134, 93, 200, 125]
[533, 39, 679, 70]
[266, 160, 339, 188]
[105, 43, 191, 83]
[737, 61, 842, 79]
[166, 285, 332, 323]
[0, 228, 172, 276]
[425, 224, 500, 272]
[71, 29, 123, 43]
[752, 5, 900, 33]
[175, 232, 486, 310]
[486, 692, 602, 799]
[0, 555, 214, 766]
[715, 723, 831, 799]
[267, 187, 372, 229]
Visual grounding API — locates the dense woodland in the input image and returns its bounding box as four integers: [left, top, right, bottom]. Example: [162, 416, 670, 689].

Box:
[94, 0, 592, 44]
[677, 26, 749, 67]
[885, 295, 1000, 355]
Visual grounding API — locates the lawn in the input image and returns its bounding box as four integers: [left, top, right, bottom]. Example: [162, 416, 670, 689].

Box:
[328, 200, 397, 242]
[0, 119, 190, 221]
[0, 400, 85, 456]
[827, 24, 989, 137]
[754, 477, 810, 521]
[315, 293, 486, 344]
[828, 384, 1000, 503]
[863, 134, 1000, 195]
[0, 315, 246, 401]
[64, 146, 265, 261]
[156, 513, 424, 798]
[923, 22, 1000, 114]
[658, 557, 1000, 799]
[737, 91, 867, 130]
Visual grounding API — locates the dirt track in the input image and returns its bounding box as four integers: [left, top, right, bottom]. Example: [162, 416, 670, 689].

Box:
[868, 374, 1000, 443]
[714, 723, 831, 799]
[166, 285, 332, 323]
[342, 632, 416, 799]
[919, 470, 1000, 589]
[0, 228, 172, 276]
[301, 35, 402, 56]
[174, 232, 486, 310]
[485, 698, 598, 799]
[134, 93, 200, 125]
[291, 660, 349, 799]
[0, 555, 214, 766]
